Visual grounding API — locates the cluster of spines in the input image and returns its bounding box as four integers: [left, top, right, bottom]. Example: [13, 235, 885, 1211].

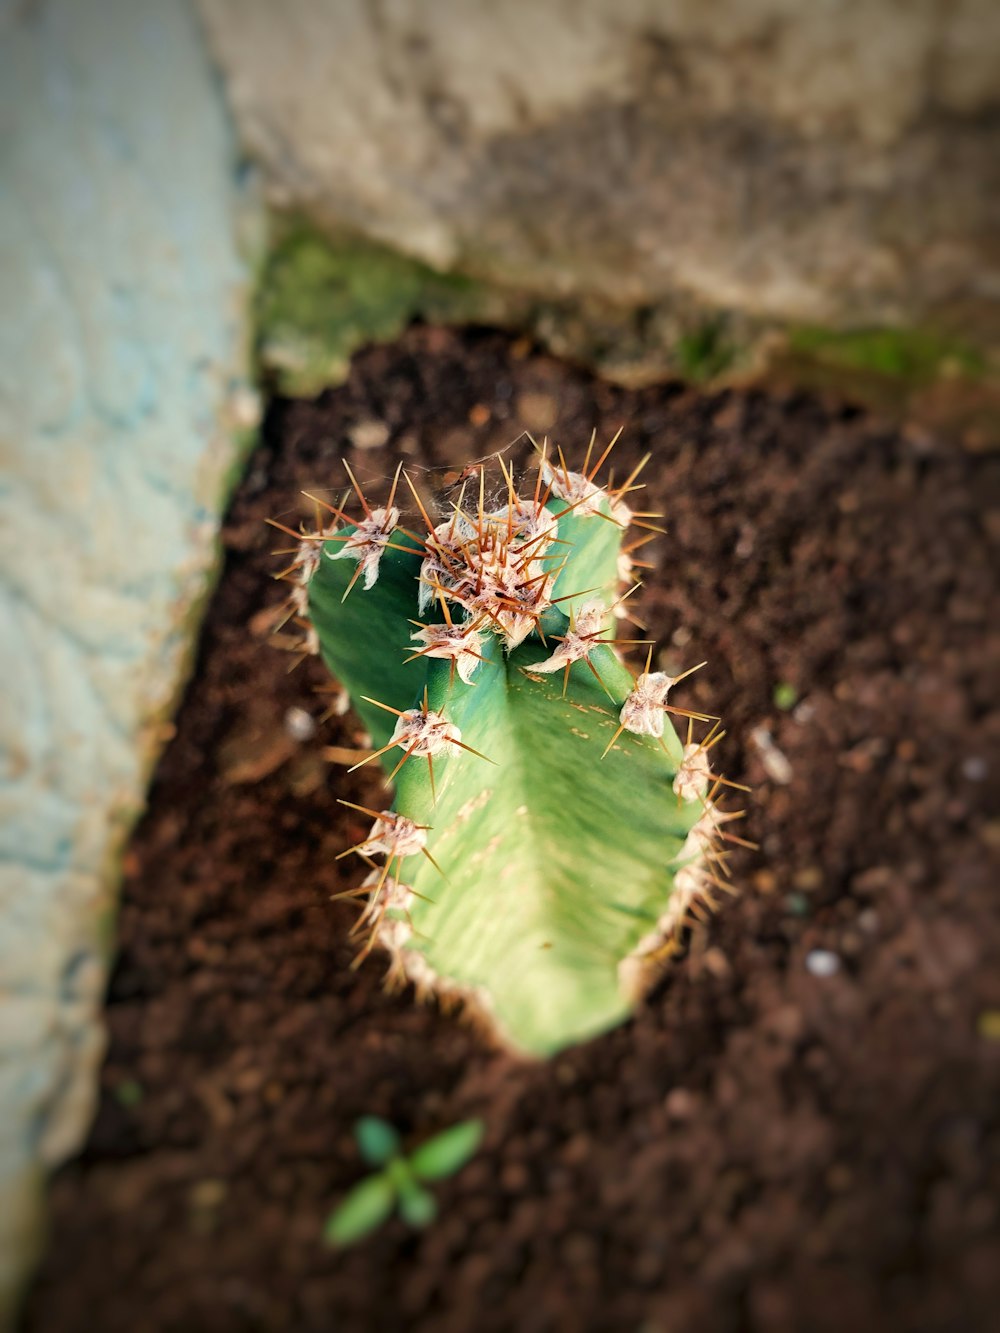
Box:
[268, 435, 751, 990]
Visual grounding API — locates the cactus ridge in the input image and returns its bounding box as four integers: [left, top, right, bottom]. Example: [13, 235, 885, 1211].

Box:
[270, 435, 749, 1055]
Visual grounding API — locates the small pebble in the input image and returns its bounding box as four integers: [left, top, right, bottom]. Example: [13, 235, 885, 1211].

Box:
[516, 391, 558, 432]
[793, 866, 823, 893]
[753, 868, 777, 895]
[764, 1004, 805, 1043]
[750, 726, 794, 785]
[664, 1087, 699, 1120]
[189, 1179, 227, 1211]
[962, 757, 988, 782]
[734, 526, 755, 559]
[805, 949, 841, 978]
[856, 908, 879, 934]
[284, 706, 317, 741]
[348, 418, 390, 451]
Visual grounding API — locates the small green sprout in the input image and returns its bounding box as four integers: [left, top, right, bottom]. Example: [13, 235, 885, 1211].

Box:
[773, 681, 798, 711]
[324, 1117, 484, 1248]
[112, 1078, 143, 1109]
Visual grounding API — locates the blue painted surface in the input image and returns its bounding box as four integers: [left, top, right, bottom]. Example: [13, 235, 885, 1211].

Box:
[0, 0, 257, 1312]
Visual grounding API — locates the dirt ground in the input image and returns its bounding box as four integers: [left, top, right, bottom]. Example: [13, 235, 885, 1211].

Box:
[23, 327, 1000, 1333]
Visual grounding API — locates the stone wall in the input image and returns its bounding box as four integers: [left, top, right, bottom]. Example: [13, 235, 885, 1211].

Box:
[199, 0, 1000, 344]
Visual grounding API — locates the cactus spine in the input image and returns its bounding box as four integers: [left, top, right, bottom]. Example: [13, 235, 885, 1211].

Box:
[270, 438, 747, 1056]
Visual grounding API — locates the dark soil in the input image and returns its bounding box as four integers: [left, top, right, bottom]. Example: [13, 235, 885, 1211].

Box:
[24, 327, 1000, 1333]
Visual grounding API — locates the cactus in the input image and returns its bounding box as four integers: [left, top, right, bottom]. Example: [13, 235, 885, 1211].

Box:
[269, 439, 748, 1056]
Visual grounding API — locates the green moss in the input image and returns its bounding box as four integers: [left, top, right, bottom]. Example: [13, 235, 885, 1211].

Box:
[255, 225, 492, 396]
[786, 326, 987, 384]
[675, 318, 735, 382]
[252, 220, 996, 435]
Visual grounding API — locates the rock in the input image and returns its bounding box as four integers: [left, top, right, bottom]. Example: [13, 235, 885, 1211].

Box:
[805, 950, 842, 979]
[0, 0, 255, 1317]
[348, 418, 391, 452]
[199, 0, 1000, 353]
[750, 725, 794, 785]
[516, 392, 559, 434]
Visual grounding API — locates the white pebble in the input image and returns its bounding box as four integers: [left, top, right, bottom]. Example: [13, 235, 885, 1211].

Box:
[348, 418, 391, 451]
[750, 725, 794, 785]
[962, 757, 988, 782]
[805, 949, 841, 978]
[284, 706, 317, 741]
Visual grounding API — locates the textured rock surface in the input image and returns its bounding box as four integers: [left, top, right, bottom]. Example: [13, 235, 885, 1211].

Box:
[0, 0, 255, 1316]
[200, 0, 1000, 341]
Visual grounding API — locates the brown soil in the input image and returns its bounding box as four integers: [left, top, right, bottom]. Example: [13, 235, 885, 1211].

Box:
[24, 327, 1000, 1333]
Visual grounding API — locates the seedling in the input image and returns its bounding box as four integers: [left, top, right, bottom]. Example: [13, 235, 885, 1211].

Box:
[773, 682, 798, 711]
[324, 1117, 484, 1247]
[271, 433, 749, 1055]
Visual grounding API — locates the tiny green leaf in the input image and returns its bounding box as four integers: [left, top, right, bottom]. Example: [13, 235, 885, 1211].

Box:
[323, 1173, 395, 1248]
[409, 1119, 484, 1182]
[355, 1115, 401, 1166]
[396, 1182, 438, 1228]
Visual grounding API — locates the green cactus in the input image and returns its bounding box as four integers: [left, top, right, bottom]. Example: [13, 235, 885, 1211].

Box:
[270, 440, 747, 1056]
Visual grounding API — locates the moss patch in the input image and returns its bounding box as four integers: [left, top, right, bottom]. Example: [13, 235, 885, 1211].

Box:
[786, 326, 987, 384]
[255, 226, 497, 396]
[675, 318, 736, 382]
[253, 221, 998, 440]
[776, 325, 999, 443]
